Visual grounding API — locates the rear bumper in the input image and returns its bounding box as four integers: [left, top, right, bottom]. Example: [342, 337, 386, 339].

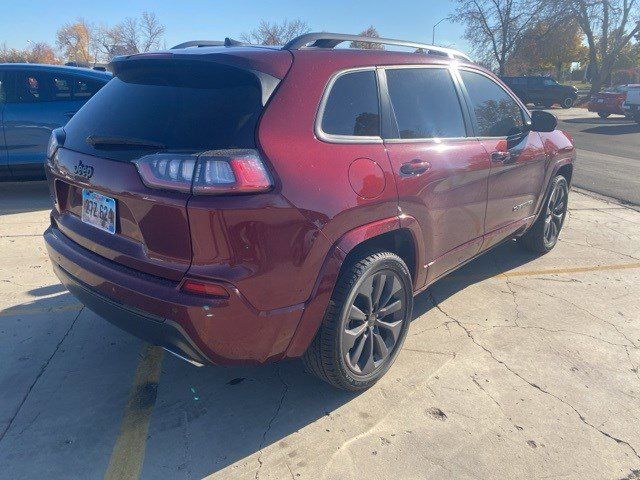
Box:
[44, 224, 305, 364]
[53, 261, 209, 365]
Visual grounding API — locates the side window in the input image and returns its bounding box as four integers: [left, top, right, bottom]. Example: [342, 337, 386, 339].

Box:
[528, 77, 543, 87]
[386, 68, 466, 139]
[15, 71, 51, 103]
[73, 77, 104, 99]
[460, 70, 526, 138]
[321, 70, 380, 137]
[51, 75, 72, 100]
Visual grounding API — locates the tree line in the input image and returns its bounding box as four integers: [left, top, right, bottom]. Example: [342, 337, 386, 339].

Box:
[454, 0, 640, 92]
[0, 11, 165, 65]
[2, 10, 637, 92]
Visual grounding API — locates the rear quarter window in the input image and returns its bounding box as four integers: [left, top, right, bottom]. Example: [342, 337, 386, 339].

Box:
[320, 70, 380, 138]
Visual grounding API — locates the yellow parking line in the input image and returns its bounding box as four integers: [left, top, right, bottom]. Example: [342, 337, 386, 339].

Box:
[496, 262, 640, 278]
[104, 343, 164, 480]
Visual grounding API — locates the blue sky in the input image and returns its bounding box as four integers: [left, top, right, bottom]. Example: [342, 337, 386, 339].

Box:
[2, 0, 470, 53]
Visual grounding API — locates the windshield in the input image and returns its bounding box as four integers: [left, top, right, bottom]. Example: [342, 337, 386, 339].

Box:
[63, 61, 264, 162]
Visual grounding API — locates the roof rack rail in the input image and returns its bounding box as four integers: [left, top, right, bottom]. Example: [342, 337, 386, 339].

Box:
[171, 38, 247, 50]
[282, 32, 471, 62]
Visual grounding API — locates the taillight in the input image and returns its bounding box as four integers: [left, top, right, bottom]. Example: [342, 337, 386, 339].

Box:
[133, 149, 272, 195]
[181, 279, 229, 298]
[134, 154, 197, 192]
[47, 128, 66, 159]
[193, 151, 272, 195]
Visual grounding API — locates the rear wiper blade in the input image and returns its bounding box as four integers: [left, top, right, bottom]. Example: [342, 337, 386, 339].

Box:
[86, 135, 166, 150]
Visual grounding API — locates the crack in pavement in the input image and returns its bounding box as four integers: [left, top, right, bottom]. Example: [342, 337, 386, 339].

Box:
[427, 291, 640, 463]
[560, 238, 640, 262]
[511, 281, 639, 349]
[488, 324, 633, 348]
[625, 347, 640, 385]
[255, 366, 289, 480]
[0, 307, 84, 443]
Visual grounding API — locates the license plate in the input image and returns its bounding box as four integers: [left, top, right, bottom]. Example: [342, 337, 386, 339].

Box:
[81, 189, 116, 234]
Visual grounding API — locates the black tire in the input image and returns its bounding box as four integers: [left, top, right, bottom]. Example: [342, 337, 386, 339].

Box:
[598, 112, 611, 118]
[519, 175, 569, 254]
[561, 97, 575, 109]
[302, 251, 413, 391]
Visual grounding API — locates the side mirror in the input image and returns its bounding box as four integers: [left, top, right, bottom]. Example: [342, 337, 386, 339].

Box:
[530, 110, 557, 132]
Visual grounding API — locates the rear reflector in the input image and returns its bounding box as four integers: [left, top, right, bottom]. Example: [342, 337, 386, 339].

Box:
[181, 279, 229, 298]
[133, 149, 272, 195]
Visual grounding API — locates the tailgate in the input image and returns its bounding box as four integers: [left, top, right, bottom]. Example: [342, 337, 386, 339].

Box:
[49, 148, 192, 281]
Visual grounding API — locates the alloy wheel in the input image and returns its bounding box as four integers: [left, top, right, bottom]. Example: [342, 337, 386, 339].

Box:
[544, 182, 567, 245]
[341, 269, 407, 376]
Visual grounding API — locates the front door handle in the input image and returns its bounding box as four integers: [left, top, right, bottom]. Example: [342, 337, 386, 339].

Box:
[400, 159, 431, 176]
[491, 151, 512, 163]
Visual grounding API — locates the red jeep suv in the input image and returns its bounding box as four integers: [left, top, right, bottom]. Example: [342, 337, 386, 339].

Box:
[44, 33, 575, 390]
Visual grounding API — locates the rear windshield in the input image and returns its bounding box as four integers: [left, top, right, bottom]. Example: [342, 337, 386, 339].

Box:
[63, 61, 263, 161]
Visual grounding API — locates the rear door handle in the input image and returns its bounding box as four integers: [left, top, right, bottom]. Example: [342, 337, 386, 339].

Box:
[400, 159, 431, 176]
[491, 151, 512, 163]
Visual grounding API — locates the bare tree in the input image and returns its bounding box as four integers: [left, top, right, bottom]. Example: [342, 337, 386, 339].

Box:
[139, 11, 165, 52]
[95, 11, 166, 60]
[241, 19, 310, 45]
[350, 26, 385, 50]
[454, 0, 552, 74]
[56, 19, 97, 64]
[563, 0, 640, 92]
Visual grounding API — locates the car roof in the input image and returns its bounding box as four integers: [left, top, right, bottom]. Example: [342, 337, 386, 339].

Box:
[0, 63, 111, 79]
[164, 44, 475, 70]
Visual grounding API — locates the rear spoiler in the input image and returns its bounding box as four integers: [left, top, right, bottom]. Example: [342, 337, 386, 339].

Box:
[108, 53, 284, 106]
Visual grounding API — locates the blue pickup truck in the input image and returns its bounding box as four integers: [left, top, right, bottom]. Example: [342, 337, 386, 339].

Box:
[0, 64, 111, 180]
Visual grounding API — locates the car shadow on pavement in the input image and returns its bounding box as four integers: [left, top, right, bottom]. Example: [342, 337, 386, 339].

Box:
[413, 239, 539, 318]
[0, 240, 542, 479]
[141, 239, 541, 478]
[0, 181, 51, 216]
[580, 123, 640, 135]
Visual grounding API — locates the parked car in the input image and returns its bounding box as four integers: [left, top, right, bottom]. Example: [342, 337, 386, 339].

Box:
[501, 76, 579, 109]
[588, 85, 638, 118]
[43, 33, 575, 391]
[0, 64, 110, 181]
[622, 85, 640, 123]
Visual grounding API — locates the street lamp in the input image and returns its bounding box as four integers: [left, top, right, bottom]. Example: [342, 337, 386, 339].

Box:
[432, 17, 448, 45]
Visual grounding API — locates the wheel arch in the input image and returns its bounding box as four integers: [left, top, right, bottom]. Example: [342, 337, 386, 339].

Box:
[283, 216, 424, 359]
[556, 162, 573, 186]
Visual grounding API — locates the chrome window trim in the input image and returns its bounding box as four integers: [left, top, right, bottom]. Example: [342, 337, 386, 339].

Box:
[315, 66, 383, 144]
[384, 136, 474, 144]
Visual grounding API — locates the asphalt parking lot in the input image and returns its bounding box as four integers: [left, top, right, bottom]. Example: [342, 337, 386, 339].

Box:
[0, 178, 639, 479]
[549, 108, 640, 207]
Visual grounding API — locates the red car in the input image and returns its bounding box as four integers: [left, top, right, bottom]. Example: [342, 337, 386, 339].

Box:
[588, 85, 638, 117]
[44, 33, 574, 390]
